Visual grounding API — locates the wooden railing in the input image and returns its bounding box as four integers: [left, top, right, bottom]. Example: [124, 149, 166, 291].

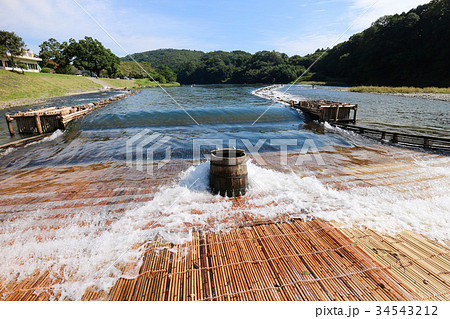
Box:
[333, 123, 450, 151]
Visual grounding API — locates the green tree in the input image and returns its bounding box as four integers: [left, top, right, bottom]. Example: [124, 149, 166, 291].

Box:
[39, 38, 70, 73]
[0, 30, 26, 72]
[65, 37, 120, 77]
[158, 66, 177, 82]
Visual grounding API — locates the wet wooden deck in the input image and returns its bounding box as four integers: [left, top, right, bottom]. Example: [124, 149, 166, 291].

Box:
[0, 144, 449, 300]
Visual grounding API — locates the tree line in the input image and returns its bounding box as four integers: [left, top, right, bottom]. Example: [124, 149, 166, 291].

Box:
[1, 31, 176, 82]
[313, 0, 450, 87]
[3, 0, 448, 87]
[124, 49, 319, 85]
[39, 37, 177, 82]
[123, 0, 448, 87]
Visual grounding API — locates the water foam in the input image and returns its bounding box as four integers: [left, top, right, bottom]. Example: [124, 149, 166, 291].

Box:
[1, 159, 448, 300]
[252, 85, 307, 104]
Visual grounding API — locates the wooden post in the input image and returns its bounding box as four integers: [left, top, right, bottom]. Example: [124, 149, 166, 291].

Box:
[57, 115, 65, 130]
[392, 133, 398, 143]
[353, 105, 358, 123]
[5, 114, 15, 137]
[424, 138, 430, 148]
[34, 114, 43, 134]
[381, 132, 386, 140]
[334, 106, 340, 122]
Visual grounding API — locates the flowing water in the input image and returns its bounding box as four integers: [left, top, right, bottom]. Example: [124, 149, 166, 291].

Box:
[0, 85, 449, 300]
[0, 85, 355, 170]
[282, 85, 450, 137]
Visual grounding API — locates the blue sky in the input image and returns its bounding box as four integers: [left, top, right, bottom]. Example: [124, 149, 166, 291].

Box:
[0, 0, 430, 57]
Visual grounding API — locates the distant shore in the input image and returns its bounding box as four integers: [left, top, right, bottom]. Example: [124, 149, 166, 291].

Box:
[253, 84, 450, 104]
[360, 91, 450, 102]
[330, 86, 450, 102]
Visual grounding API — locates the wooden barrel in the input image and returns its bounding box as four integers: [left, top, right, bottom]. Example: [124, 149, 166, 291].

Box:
[210, 148, 248, 197]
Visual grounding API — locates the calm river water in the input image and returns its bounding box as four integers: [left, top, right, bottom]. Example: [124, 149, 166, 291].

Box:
[0, 85, 448, 170]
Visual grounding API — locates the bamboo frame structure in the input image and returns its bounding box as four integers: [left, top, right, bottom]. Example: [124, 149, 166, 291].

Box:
[289, 100, 358, 124]
[4, 91, 137, 137]
[333, 123, 450, 151]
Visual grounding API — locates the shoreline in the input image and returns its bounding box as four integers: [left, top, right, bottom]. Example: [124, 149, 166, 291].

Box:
[253, 84, 450, 103]
[325, 86, 450, 102]
[0, 83, 179, 111]
[251, 84, 306, 105]
[0, 88, 118, 110]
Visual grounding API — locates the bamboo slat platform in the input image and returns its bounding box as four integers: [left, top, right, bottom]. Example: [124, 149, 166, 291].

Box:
[0, 144, 449, 301]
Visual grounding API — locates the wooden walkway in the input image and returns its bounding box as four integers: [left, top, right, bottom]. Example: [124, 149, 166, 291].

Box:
[0, 144, 449, 301]
[333, 123, 450, 152]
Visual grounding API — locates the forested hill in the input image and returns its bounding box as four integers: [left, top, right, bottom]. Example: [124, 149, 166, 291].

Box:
[314, 0, 450, 87]
[122, 0, 449, 87]
[121, 49, 204, 73]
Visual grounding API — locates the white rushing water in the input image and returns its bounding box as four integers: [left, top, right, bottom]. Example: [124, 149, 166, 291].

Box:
[1, 85, 448, 300]
[251, 84, 307, 104]
[1, 159, 449, 300]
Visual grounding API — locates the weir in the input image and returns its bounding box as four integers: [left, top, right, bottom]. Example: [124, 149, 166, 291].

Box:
[290, 100, 358, 124]
[0, 145, 449, 301]
[333, 123, 450, 151]
[284, 98, 449, 151]
[4, 90, 137, 137]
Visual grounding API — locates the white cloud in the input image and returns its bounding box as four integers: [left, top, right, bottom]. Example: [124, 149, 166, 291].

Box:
[0, 0, 434, 57]
[0, 0, 201, 56]
[273, 0, 431, 56]
[274, 32, 347, 56]
[348, 0, 431, 30]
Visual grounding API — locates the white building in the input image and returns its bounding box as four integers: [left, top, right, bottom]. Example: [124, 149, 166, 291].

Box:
[0, 50, 42, 72]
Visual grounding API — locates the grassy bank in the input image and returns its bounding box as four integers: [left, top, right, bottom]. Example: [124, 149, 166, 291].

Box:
[294, 80, 349, 86]
[349, 86, 450, 94]
[0, 70, 179, 108]
[0, 69, 102, 102]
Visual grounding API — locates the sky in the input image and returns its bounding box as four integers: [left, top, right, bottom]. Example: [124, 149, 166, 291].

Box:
[0, 0, 431, 57]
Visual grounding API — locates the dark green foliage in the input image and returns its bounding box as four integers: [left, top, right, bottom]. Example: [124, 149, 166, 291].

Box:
[122, 49, 204, 72]
[65, 37, 121, 77]
[39, 38, 70, 74]
[314, 0, 450, 87]
[0, 30, 26, 70]
[118, 61, 174, 83]
[158, 66, 177, 83]
[135, 49, 303, 84]
[128, 0, 448, 87]
[39, 37, 121, 77]
[41, 67, 52, 73]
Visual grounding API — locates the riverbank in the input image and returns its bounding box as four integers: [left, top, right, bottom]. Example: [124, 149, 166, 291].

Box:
[0, 70, 179, 109]
[348, 86, 450, 102]
[254, 84, 450, 103]
[251, 84, 306, 105]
